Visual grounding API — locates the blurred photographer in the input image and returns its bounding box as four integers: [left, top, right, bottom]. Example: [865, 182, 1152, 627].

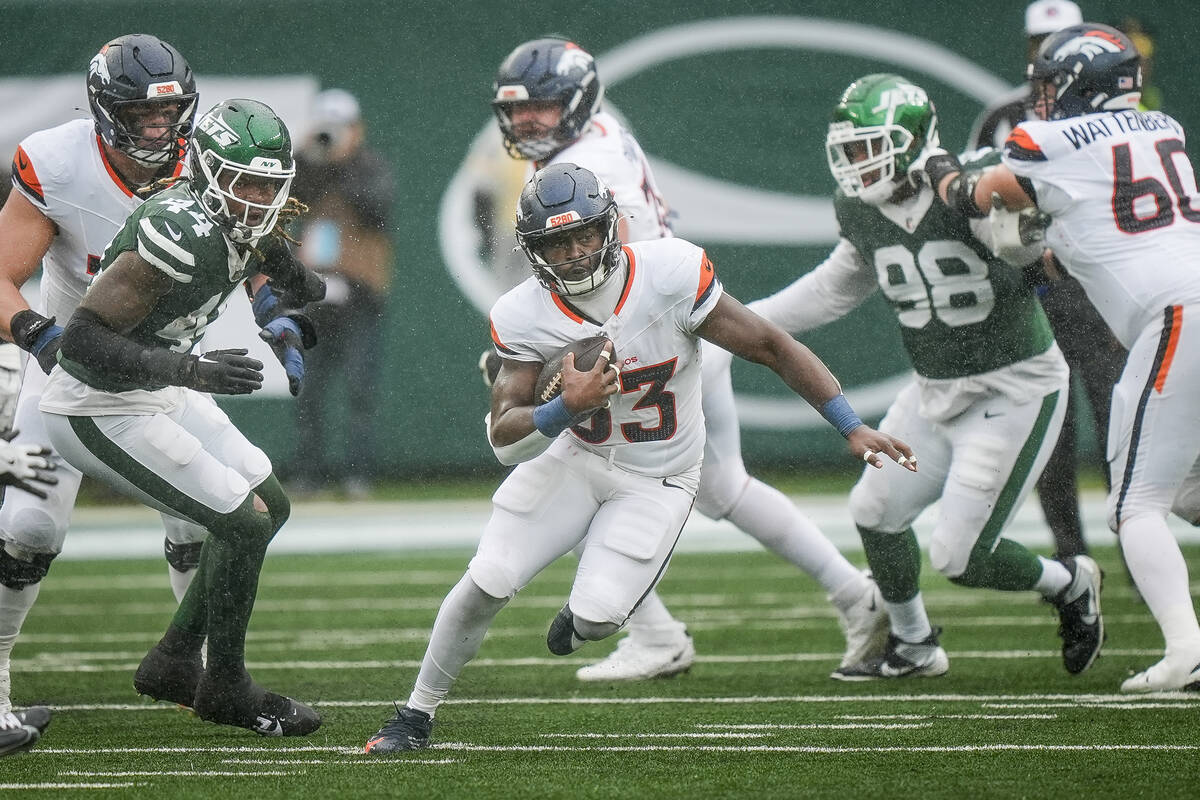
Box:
[291, 89, 395, 496]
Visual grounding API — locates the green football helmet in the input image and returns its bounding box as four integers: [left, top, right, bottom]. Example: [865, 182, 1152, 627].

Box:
[190, 99, 295, 243]
[826, 74, 939, 205]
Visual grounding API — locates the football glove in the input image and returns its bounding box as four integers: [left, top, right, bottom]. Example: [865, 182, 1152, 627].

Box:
[0, 429, 57, 500]
[179, 349, 264, 395]
[988, 192, 1051, 264]
[259, 317, 309, 397]
[9, 310, 64, 375]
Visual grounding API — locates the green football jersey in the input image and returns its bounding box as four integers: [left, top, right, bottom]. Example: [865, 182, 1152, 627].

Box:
[834, 163, 1052, 380]
[61, 182, 259, 392]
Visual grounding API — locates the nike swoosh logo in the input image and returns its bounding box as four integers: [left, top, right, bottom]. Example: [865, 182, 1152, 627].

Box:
[163, 222, 183, 241]
[983, 410, 1003, 419]
[868, 596, 877, 612]
[661, 479, 690, 492]
[17, 153, 29, 171]
[364, 737, 385, 752]
[253, 715, 282, 736]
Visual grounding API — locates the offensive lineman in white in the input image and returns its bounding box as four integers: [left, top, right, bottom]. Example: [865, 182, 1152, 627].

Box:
[925, 23, 1200, 691]
[363, 163, 916, 752]
[483, 37, 889, 682]
[0, 35, 208, 717]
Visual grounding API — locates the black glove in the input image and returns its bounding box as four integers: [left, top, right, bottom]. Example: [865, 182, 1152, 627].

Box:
[179, 349, 264, 395]
[10, 310, 64, 375]
[259, 240, 327, 306]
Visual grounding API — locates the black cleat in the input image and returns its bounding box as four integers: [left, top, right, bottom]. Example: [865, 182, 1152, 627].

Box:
[193, 671, 321, 737]
[831, 626, 950, 681]
[364, 703, 433, 753]
[134, 645, 203, 708]
[546, 604, 579, 656]
[1054, 554, 1104, 674]
[0, 706, 51, 757]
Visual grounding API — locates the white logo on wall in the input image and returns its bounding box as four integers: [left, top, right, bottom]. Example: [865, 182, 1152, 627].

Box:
[439, 17, 1009, 430]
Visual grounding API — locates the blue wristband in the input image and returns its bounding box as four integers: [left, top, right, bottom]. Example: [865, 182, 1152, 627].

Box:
[820, 393, 863, 438]
[532, 394, 575, 437]
[32, 324, 64, 355]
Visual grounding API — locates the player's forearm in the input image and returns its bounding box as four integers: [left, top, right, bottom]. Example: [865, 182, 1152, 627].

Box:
[0, 280, 33, 341]
[61, 307, 185, 385]
[764, 335, 844, 411]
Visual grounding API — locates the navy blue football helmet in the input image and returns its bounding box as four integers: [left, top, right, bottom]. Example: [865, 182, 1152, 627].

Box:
[515, 163, 621, 296]
[87, 34, 198, 167]
[1027, 23, 1141, 120]
[492, 38, 603, 160]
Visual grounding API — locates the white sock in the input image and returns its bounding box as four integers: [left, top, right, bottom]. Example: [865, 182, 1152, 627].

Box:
[1120, 512, 1200, 654]
[407, 574, 507, 717]
[886, 593, 932, 643]
[0, 581, 42, 713]
[727, 478, 863, 598]
[168, 566, 197, 604]
[624, 591, 687, 646]
[1034, 556, 1072, 599]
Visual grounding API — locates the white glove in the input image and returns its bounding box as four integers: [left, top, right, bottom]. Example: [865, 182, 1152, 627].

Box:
[988, 192, 1051, 264]
[0, 430, 57, 500]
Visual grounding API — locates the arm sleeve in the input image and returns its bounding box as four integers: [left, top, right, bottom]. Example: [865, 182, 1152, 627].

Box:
[61, 308, 187, 386]
[746, 239, 876, 334]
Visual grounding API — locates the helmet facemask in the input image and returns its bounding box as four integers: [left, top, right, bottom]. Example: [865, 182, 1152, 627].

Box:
[194, 150, 294, 244]
[106, 95, 198, 167]
[826, 121, 917, 205]
[520, 210, 621, 297]
[826, 74, 939, 206]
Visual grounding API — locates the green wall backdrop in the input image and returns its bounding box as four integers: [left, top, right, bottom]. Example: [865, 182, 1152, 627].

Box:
[2, 0, 1194, 480]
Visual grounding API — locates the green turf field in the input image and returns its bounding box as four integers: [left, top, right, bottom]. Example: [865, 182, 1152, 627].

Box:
[5, 544, 1199, 798]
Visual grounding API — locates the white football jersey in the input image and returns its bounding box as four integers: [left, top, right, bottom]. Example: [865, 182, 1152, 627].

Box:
[539, 110, 672, 243]
[1003, 110, 1200, 348]
[489, 238, 722, 477]
[10, 118, 184, 323]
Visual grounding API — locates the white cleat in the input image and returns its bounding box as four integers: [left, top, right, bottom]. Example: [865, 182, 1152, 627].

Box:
[1120, 655, 1200, 694]
[835, 575, 889, 669]
[575, 634, 695, 682]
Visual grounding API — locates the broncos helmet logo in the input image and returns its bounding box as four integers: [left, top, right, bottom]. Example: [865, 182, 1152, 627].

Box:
[1052, 30, 1127, 63]
[88, 50, 111, 85]
[554, 44, 593, 77]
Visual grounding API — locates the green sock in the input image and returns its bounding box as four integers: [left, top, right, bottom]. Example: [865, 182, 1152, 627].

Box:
[951, 537, 1044, 591]
[858, 526, 921, 603]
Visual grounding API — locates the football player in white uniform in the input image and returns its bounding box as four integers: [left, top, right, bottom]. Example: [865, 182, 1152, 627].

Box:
[0, 34, 208, 718]
[925, 23, 1200, 692]
[363, 163, 916, 753]
[755, 74, 1103, 680]
[484, 37, 890, 682]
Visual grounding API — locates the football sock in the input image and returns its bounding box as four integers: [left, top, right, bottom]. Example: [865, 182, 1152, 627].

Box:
[168, 565, 197, 604]
[0, 582, 41, 713]
[727, 479, 865, 604]
[887, 593, 933, 643]
[948, 538, 1046, 591]
[625, 592, 687, 646]
[1033, 556, 1072, 598]
[1120, 512, 1200, 653]
[858, 527, 921, 602]
[409, 574, 508, 717]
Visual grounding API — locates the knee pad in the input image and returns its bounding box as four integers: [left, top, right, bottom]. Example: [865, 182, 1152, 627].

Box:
[928, 531, 968, 579]
[571, 615, 621, 642]
[3, 507, 67, 555]
[467, 556, 518, 601]
[0, 544, 56, 590]
[849, 480, 887, 531]
[163, 537, 204, 572]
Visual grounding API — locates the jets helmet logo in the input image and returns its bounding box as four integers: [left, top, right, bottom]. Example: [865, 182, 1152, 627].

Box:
[1052, 30, 1127, 62]
[198, 112, 241, 148]
[871, 83, 928, 120]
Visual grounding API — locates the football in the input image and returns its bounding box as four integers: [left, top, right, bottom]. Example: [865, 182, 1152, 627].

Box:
[534, 336, 617, 405]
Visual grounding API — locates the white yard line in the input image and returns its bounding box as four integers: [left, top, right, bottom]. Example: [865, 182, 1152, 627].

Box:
[427, 743, 1200, 753]
[44, 692, 1200, 714]
[0, 783, 141, 790]
[61, 771, 298, 777]
[691, 723, 935, 729]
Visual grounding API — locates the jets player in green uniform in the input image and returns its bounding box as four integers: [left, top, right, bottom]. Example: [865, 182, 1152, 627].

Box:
[747, 74, 1104, 679]
[37, 99, 324, 735]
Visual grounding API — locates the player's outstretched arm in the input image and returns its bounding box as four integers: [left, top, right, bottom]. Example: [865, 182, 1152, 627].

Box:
[0, 190, 61, 371]
[921, 153, 1034, 216]
[697, 294, 916, 471]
